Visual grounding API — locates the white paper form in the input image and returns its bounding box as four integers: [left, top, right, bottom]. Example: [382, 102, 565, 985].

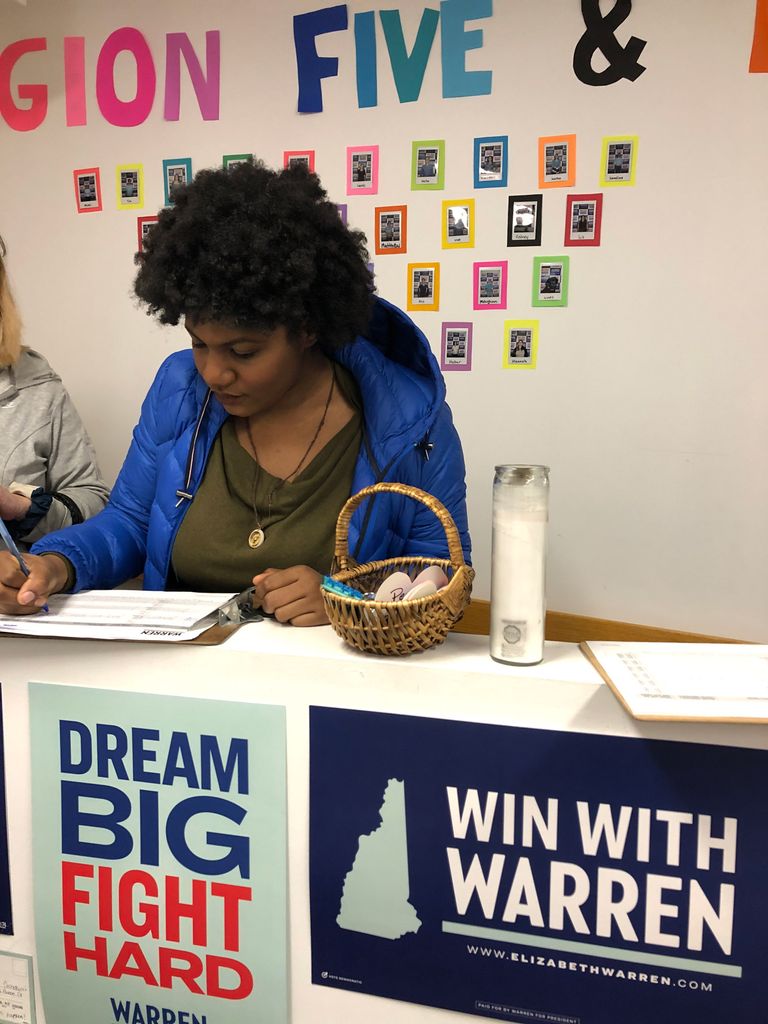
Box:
[0, 590, 235, 642]
[0, 952, 35, 1024]
[582, 642, 768, 722]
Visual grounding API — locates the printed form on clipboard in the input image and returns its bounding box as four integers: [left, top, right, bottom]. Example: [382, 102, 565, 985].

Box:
[580, 641, 768, 723]
[0, 590, 250, 643]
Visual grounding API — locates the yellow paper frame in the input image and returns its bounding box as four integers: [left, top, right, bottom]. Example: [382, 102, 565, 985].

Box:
[600, 136, 638, 187]
[503, 319, 539, 370]
[116, 164, 144, 210]
[407, 262, 440, 312]
[441, 199, 475, 248]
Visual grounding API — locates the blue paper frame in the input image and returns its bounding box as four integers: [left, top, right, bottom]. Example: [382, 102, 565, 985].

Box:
[473, 135, 508, 189]
[162, 157, 192, 207]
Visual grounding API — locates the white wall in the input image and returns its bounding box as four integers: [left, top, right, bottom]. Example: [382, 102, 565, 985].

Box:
[1, 0, 766, 639]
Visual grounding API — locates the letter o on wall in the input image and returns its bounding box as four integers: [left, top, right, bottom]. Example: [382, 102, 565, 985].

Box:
[96, 27, 156, 127]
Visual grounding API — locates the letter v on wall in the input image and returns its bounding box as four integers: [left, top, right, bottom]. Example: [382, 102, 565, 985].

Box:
[380, 8, 440, 103]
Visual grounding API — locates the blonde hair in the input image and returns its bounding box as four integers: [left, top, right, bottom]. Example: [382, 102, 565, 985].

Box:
[0, 237, 23, 368]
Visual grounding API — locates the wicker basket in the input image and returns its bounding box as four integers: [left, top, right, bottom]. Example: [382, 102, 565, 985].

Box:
[323, 482, 474, 655]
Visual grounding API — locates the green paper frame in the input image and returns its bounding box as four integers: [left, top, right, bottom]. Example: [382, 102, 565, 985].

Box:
[532, 255, 570, 307]
[411, 139, 445, 190]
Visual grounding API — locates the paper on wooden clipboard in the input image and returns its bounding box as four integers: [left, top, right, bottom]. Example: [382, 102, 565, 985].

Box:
[581, 641, 768, 723]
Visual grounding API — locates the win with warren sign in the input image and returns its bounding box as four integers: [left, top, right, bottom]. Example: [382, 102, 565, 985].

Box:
[309, 706, 767, 1023]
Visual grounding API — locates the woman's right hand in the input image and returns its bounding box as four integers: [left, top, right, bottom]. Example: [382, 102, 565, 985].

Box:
[0, 551, 70, 614]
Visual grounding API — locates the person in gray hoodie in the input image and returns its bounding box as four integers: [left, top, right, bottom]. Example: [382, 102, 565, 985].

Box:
[0, 235, 109, 546]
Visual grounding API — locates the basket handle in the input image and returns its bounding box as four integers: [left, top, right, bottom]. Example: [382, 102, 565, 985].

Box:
[333, 482, 467, 572]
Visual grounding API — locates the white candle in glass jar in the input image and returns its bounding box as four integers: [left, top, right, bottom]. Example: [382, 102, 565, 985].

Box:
[490, 465, 550, 665]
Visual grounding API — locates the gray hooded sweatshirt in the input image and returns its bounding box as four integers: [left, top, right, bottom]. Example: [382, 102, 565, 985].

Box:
[0, 348, 110, 543]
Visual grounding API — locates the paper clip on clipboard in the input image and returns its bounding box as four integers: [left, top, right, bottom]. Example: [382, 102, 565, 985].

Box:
[218, 587, 264, 626]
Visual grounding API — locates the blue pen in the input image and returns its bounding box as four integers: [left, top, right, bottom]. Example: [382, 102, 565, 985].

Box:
[0, 518, 49, 613]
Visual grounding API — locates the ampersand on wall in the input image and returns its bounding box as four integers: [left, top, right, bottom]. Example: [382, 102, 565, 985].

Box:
[573, 0, 647, 86]
[750, 0, 768, 71]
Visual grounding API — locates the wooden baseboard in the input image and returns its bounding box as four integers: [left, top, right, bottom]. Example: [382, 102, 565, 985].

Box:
[451, 600, 745, 644]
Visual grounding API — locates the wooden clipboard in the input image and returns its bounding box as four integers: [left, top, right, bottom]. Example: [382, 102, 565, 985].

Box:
[579, 641, 768, 724]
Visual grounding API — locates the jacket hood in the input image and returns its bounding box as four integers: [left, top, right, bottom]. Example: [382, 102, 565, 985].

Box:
[0, 348, 58, 402]
[335, 296, 445, 469]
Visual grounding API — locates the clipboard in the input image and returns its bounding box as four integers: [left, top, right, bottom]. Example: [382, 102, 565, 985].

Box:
[0, 589, 262, 646]
[580, 641, 768, 724]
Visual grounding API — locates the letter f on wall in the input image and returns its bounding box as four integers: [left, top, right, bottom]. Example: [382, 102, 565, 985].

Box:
[294, 5, 348, 112]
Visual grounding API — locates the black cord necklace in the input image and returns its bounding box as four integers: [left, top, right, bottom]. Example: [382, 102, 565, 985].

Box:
[245, 364, 336, 549]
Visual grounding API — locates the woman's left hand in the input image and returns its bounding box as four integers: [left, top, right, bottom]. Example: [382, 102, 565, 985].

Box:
[251, 565, 329, 626]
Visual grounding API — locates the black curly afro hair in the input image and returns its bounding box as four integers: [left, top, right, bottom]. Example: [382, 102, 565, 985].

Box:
[134, 160, 374, 352]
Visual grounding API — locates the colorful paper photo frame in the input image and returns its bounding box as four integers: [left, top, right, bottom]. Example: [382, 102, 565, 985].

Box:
[532, 256, 570, 307]
[564, 193, 603, 246]
[137, 215, 159, 253]
[473, 261, 508, 310]
[507, 194, 543, 247]
[538, 134, 576, 189]
[411, 140, 445, 190]
[223, 154, 253, 171]
[284, 150, 315, 172]
[116, 164, 144, 210]
[474, 136, 508, 189]
[407, 262, 440, 311]
[73, 167, 102, 213]
[347, 146, 379, 195]
[442, 199, 475, 249]
[162, 157, 192, 207]
[336, 204, 348, 225]
[503, 320, 539, 370]
[600, 136, 638, 186]
[375, 205, 407, 255]
[441, 322, 473, 371]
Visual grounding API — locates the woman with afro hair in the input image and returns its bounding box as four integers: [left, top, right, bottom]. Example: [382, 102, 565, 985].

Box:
[0, 161, 470, 625]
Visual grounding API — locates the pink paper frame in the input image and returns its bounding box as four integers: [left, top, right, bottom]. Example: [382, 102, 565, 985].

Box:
[346, 145, 379, 196]
[473, 261, 508, 310]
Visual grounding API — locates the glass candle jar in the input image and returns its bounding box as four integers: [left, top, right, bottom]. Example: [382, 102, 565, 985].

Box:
[490, 465, 550, 665]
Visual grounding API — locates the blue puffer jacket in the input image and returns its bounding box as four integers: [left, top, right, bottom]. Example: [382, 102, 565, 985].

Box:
[34, 297, 471, 590]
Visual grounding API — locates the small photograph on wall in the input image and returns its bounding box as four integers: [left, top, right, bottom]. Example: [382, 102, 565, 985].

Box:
[532, 256, 570, 307]
[507, 194, 543, 247]
[73, 168, 102, 213]
[347, 146, 379, 195]
[136, 215, 159, 253]
[407, 262, 440, 311]
[336, 203, 348, 225]
[538, 134, 576, 189]
[375, 205, 407, 254]
[441, 322, 473, 371]
[600, 136, 638, 186]
[565, 193, 603, 246]
[474, 135, 508, 188]
[223, 153, 253, 171]
[162, 158, 192, 206]
[116, 165, 144, 210]
[442, 200, 474, 248]
[411, 140, 445, 190]
[284, 150, 315, 172]
[503, 320, 539, 369]
[473, 261, 508, 310]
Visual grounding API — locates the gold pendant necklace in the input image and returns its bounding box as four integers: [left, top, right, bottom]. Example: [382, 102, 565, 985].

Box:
[248, 527, 265, 549]
[245, 364, 336, 548]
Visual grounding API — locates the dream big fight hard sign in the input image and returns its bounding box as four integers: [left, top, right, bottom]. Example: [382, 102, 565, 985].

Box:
[29, 684, 287, 1024]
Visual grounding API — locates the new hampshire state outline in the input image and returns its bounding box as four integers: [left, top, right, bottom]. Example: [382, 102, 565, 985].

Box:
[336, 778, 422, 940]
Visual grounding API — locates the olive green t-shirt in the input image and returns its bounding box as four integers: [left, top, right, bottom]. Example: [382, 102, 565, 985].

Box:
[172, 371, 362, 591]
